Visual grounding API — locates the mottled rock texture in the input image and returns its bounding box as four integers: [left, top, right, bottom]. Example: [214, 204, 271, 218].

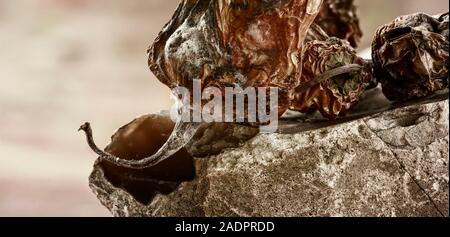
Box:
[89, 101, 449, 217]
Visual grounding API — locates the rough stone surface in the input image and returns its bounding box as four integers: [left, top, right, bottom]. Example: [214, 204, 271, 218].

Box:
[89, 101, 449, 217]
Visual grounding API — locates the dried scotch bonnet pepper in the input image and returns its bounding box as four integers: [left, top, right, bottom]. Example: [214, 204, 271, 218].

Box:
[372, 12, 449, 101]
[81, 0, 325, 169]
[290, 37, 373, 119]
[314, 0, 363, 48]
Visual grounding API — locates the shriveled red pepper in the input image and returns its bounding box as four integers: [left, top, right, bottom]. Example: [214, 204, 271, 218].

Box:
[314, 0, 363, 47]
[81, 0, 325, 169]
[290, 37, 373, 119]
[372, 12, 449, 101]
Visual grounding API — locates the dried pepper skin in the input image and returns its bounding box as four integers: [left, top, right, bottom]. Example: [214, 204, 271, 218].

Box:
[215, 0, 321, 89]
[372, 12, 449, 102]
[81, 2, 449, 171]
[290, 37, 373, 119]
[438, 13, 449, 38]
[314, 0, 362, 48]
[80, 0, 325, 170]
[97, 115, 195, 204]
[148, 0, 223, 90]
[148, 0, 324, 115]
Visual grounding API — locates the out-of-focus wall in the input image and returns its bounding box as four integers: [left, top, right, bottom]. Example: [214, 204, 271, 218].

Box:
[0, 0, 448, 217]
[0, 0, 179, 217]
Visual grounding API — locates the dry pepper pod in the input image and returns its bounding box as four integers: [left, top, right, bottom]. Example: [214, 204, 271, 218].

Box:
[372, 12, 449, 102]
[290, 37, 373, 119]
[81, 0, 325, 170]
[314, 0, 363, 48]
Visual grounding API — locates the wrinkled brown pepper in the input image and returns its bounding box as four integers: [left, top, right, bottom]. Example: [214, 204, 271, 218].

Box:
[80, 0, 327, 170]
[313, 0, 363, 47]
[148, 0, 370, 121]
[290, 37, 373, 118]
[372, 12, 449, 101]
[80, 2, 449, 171]
[149, 0, 324, 117]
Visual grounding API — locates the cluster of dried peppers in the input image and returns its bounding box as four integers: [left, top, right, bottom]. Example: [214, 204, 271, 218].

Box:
[81, 0, 449, 170]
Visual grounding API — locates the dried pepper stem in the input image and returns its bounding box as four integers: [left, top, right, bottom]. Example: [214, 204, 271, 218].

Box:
[79, 120, 201, 169]
[295, 63, 362, 94]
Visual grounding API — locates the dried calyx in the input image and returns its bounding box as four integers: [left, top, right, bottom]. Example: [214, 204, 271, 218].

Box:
[372, 12, 449, 101]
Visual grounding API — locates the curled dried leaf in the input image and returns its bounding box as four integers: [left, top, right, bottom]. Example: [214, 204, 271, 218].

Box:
[314, 0, 362, 47]
[290, 38, 373, 119]
[372, 12, 449, 101]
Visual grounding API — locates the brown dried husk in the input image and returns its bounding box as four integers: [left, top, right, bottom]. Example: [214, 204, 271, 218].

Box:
[290, 38, 372, 119]
[148, 0, 324, 116]
[95, 115, 195, 204]
[314, 0, 362, 47]
[372, 12, 449, 101]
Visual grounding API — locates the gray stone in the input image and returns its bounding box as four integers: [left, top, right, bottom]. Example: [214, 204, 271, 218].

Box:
[89, 100, 449, 217]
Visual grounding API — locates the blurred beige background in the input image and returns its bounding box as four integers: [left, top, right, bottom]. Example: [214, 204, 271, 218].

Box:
[0, 0, 448, 217]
